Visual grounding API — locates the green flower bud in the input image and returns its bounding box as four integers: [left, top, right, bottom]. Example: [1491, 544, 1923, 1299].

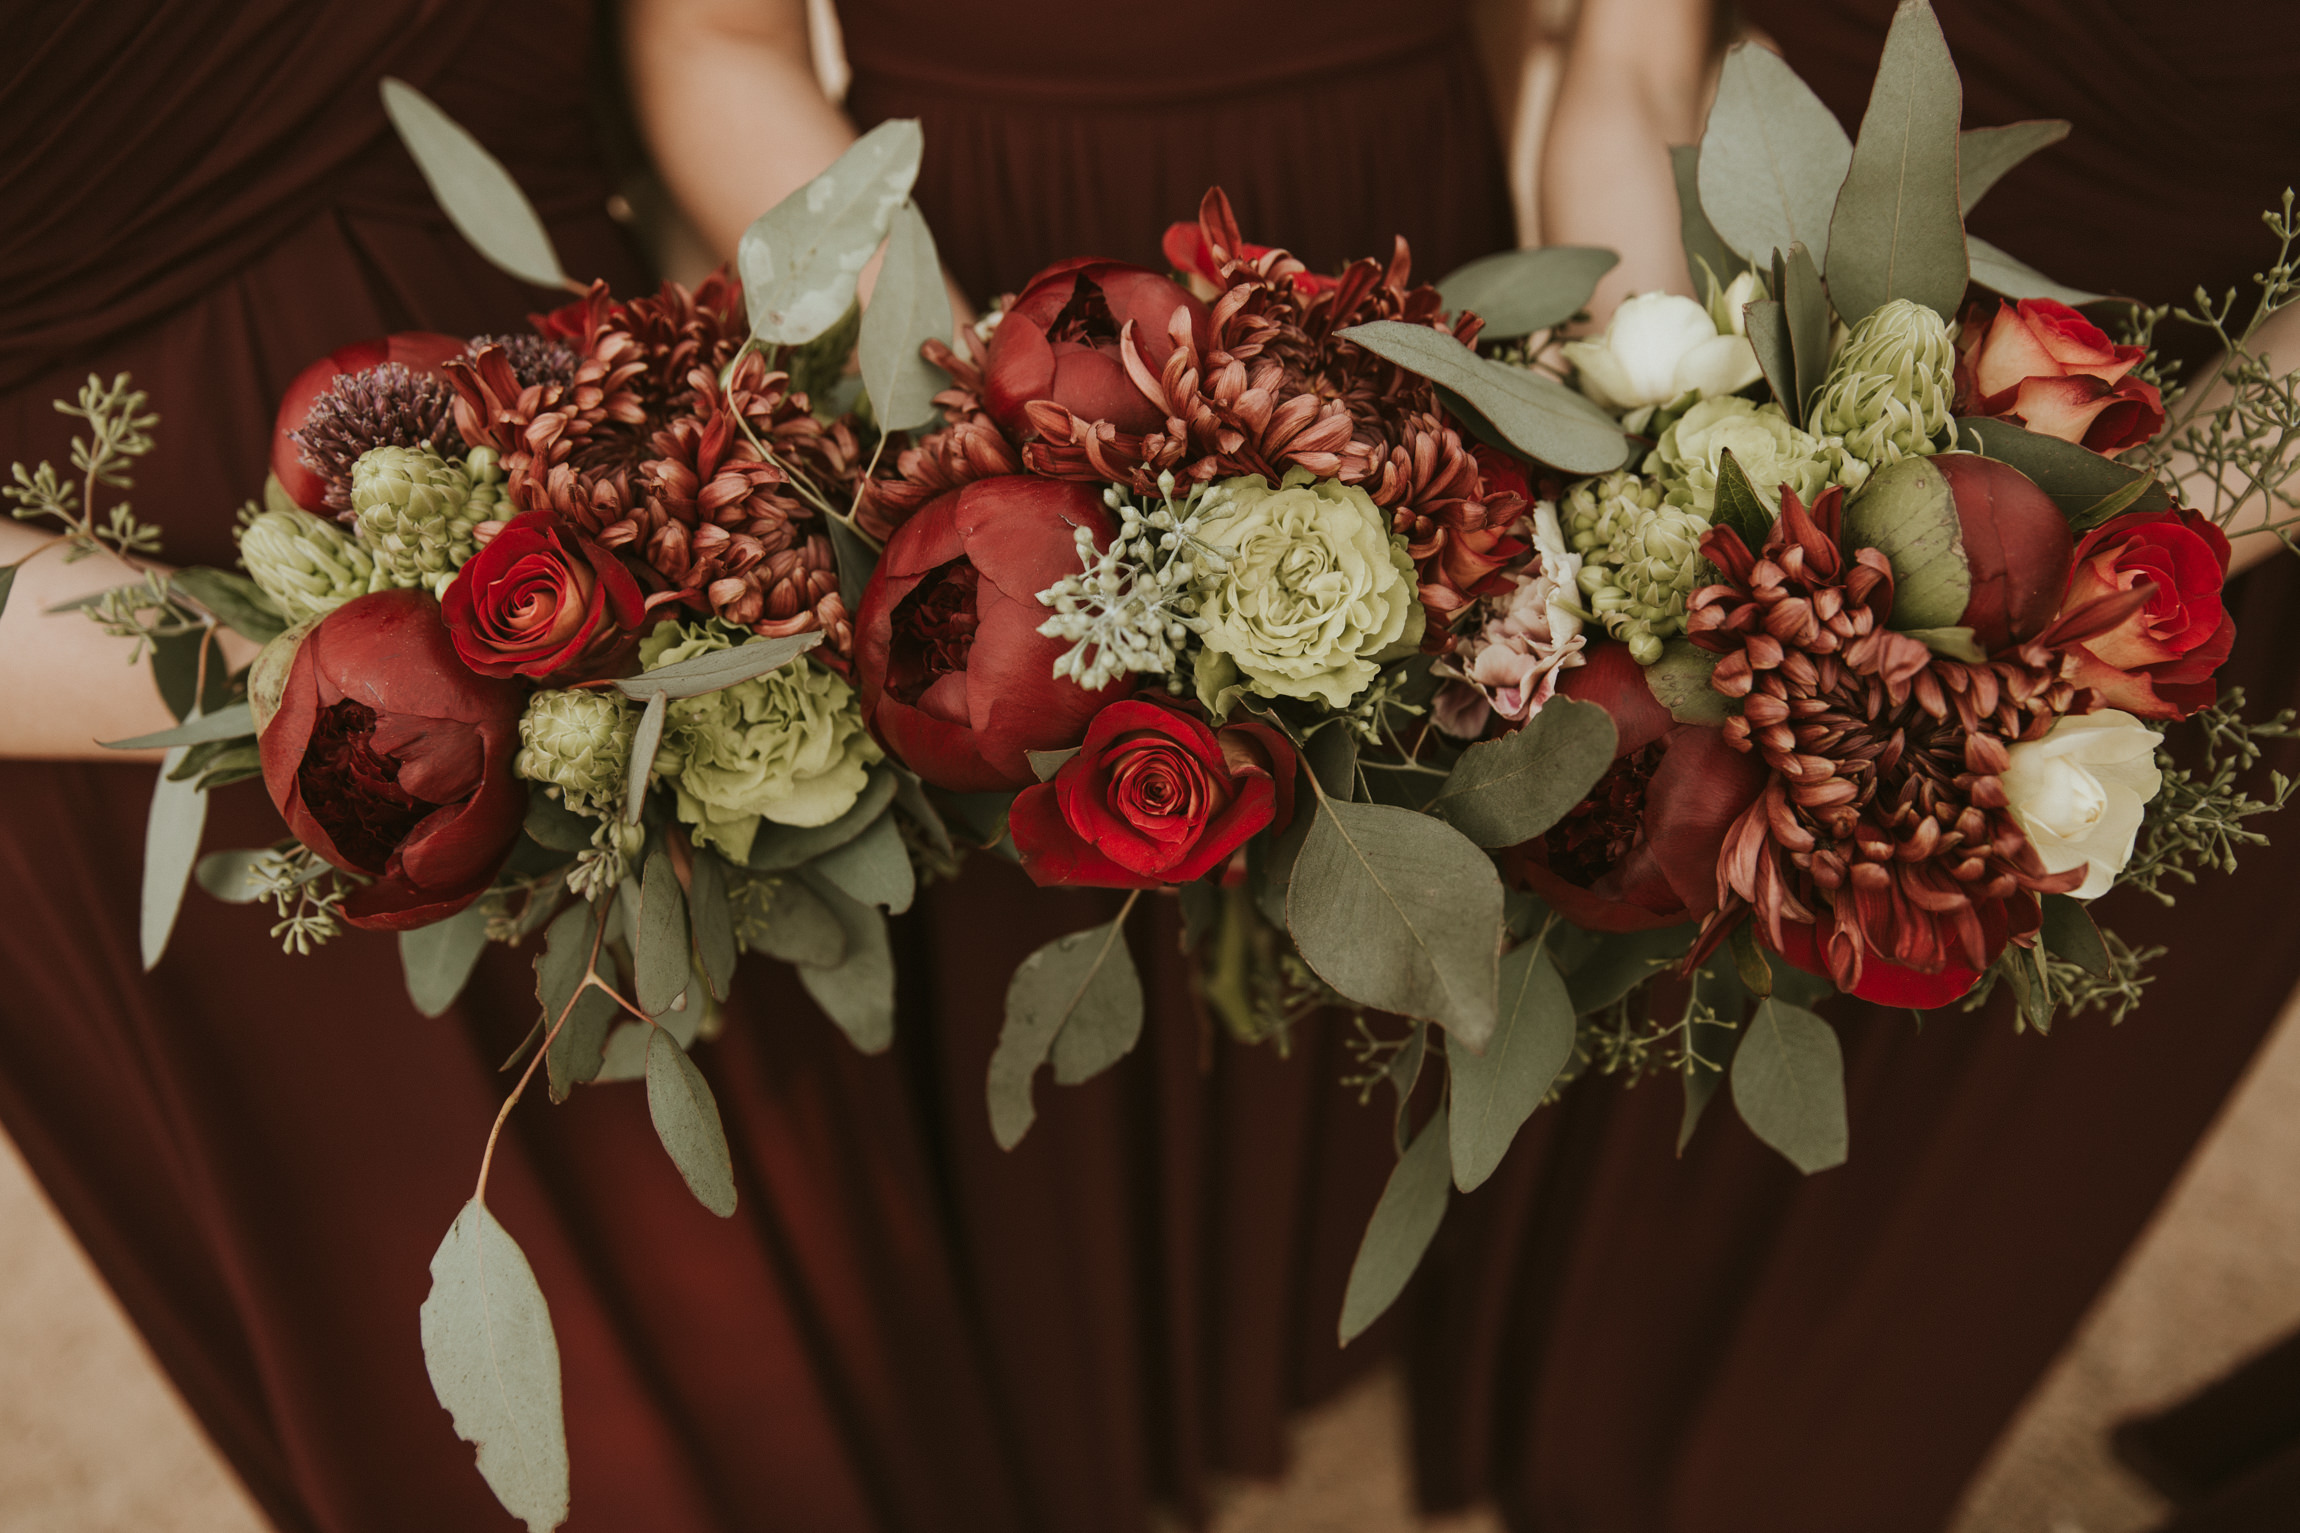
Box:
[349, 444, 504, 595]
[236, 506, 382, 622]
[516, 689, 634, 818]
[1645, 396, 1847, 520]
[1561, 470, 1712, 663]
[1809, 298, 1956, 470]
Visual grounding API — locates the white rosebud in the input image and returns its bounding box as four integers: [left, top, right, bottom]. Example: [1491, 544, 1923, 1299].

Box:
[2003, 710, 2165, 900]
[1560, 290, 1766, 418]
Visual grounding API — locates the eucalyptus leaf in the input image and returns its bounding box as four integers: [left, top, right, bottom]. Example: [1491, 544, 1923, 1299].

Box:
[102, 701, 255, 752]
[595, 1022, 649, 1083]
[1905, 626, 1988, 663]
[646, 1027, 737, 1217]
[1840, 455, 1972, 630]
[2041, 892, 2111, 978]
[1565, 925, 1698, 1015]
[193, 848, 268, 904]
[1745, 297, 1796, 423]
[419, 1201, 569, 1533]
[1388, 1021, 1428, 1155]
[739, 119, 924, 346]
[1778, 243, 1832, 421]
[1825, 0, 1967, 323]
[1710, 447, 1776, 551]
[624, 692, 666, 825]
[1643, 641, 1731, 725]
[381, 78, 566, 290]
[538, 902, 615, 1102]
[1027, 747, 1080, 782]
[1338, 1105, 1452, 1345]
[140, 749, 206, 971]
[149, 626, 232, 722]
[1698, 43, 1854, 269]
[523, 793, 595, 853]
[1306, 722, 1360, 802]
[813, 809, 915, 914]
[1051, 924, 1147, 1086]
[827, 515, 876, 621]
[743, 873, 848, 969]
[1730, 998, 1849, 1174]
[0, 561, 16, 622]
[1670, 144, 1752, 290]
[1287, 798, 1505, 1047]
[655, 964, 708, 1050]
[888, 766, 954, 860]
[611, 631, 822, 701]
[1435, 246, 1619, 340]
[1339, 322, 1629, 474]
[1428, 695, 1617, 848]
[1953, 417, 2170, 522]
[171, 566, 287, 645]
[688, 850, 739, 999]
[1966, 234, 2110, 308]
[746, 766, 900, 870]
[1448, 942, 1575, 1192]
[989, 916, 1143, 1149]
[795, 870, 895, 1053]
[400, 904, 492, 1019]
[857, 200, 953, 431]
[636, 850, 690, 1017]
[1959, 120, 2070, 216]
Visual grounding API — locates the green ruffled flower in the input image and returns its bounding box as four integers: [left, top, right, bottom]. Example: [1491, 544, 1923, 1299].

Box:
[638, 620, 881, 864]
[1188, 470, 1425, 711]
[1564, 473, 1711, 665]
[1645, 396, 1848, 519]
[236, 506, 382, 622]
[1809, 298, 1956, 471]
[516, 689, 635, 819]
[350, 444, 505, 595]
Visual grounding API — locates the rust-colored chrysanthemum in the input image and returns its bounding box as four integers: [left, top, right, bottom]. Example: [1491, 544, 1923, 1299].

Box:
[1684, 485, 2088, 999]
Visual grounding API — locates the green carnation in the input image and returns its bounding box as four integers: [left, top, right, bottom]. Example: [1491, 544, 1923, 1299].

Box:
[1645, 396, 1848, 518]
[1809, 298, 1956, 471]
[638, 621, 881, 863]
[350, 444, 505, 594]
[237, 506, 382, 622]
[1188, 470, 1425, 710]
[1564, 473, 1710, 665]
[516, 689, 634, 818]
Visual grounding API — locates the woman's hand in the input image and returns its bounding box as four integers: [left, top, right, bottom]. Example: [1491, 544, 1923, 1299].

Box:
[0, 524, 259, 761]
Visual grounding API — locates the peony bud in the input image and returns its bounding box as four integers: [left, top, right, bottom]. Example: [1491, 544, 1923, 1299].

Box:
[1809, 298, 1956, 469]
[2002, 710, 2163, 898]
[238, 506, 383, 623]
[349, 445, 504, 594]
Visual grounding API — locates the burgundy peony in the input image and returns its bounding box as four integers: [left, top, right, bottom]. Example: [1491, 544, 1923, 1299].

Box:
[258, 589, 529, 930]
[1501, 645, 1766, 932]
[2057, 507, 2235, 719]
[1955, 298, 2166, 454]
[981, 258, 1209, 438]
[270, 331, 468, 510]
[854, 475, 1134, 792]
[1010, 699, 1296, 888]
[1937, 453, 2079, 649]
[441, 511, 648, 683]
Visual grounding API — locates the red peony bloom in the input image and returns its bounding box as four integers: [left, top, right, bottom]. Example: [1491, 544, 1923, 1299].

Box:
[1927, 453, 2078, 650]
[1501, 646, 1766, 932]
[981, 259, 1210, 438]
[258, 589, 528, 930]
[2057, 507, 2235, 719]
[1955, 298, 2165, 454]
[854, 476, 1134, 792]
[440, 510, 648, 683]
[272, 331, 469, 512]
[1010, 699, 1296, 888]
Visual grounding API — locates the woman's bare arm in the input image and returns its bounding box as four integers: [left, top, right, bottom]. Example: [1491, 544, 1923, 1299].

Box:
[1541, 0, 1715, 319]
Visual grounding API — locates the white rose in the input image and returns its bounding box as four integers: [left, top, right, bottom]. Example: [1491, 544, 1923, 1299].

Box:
[2002, 710, 2165, 900]
[1561, 289, 1765, 418]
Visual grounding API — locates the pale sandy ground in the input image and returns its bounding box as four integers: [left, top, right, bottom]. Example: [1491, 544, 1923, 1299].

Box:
[4, 982, 2299, 1531]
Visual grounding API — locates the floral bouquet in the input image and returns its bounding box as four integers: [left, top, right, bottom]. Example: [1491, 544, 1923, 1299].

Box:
[10, 5, 2295, 1525]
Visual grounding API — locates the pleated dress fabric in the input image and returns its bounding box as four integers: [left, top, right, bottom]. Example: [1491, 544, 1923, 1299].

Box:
[0, 2, 1514, 1530]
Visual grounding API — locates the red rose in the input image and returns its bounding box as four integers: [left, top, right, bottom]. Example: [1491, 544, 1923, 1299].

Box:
[1009, 699, 1296, 888]
[1501, 646, 1766, 932]
[258, 589, 528, 930]
[441, 510, 647, 683]
[2056, 507, 2235, 719]
[1954, 298, 2165, 454]
[981, 259, 1209, 438]
[854, 476, 1134, 792]
[270, 331, 468, 511]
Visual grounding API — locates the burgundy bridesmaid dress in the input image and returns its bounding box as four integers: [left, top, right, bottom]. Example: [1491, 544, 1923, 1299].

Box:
[0, 2, 1514, 1530]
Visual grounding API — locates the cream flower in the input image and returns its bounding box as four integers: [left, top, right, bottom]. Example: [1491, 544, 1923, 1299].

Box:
[1646, 396, 1846, 519]
[639, 621, 881, 863]
[1190, 471, 1425, 710]
[2003, 710, 2164, 899]
[1434, 500, 1587, 736]
[1561, 279, 1765, 422]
